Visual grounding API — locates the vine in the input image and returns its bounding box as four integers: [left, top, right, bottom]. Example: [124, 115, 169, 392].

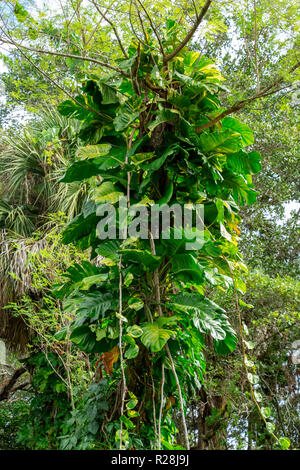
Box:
[49, 18, 269, 450]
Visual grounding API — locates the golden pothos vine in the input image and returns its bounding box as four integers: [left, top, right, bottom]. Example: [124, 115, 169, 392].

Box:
[49, 19, 281, 449]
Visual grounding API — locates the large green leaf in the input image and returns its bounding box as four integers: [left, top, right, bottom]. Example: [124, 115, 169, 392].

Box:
[141, 322, 174, 352]
[168, 293, 237, 352]
[75, 291, 119, 319]
[57, 97, 94, 121]
[214, 333, 237, 355]
[70, 325, 96, 353]
[122, 249, 161, 271]
[171, 254, 204, 284]
[61, 146, 127, 182]
[96, 240, 121, 263]
[222, 117, 254, 146]
[98, 81, 119, 105]
[223, 173, 258, 206]
[92, 181, 124, 204]
[199, 129, 241, 154]
[226, 150, 261, 175]
[113, 103, 139, 131]
[76, 144, 112, 159]
[148, 108, 180, 132]
[62, 212, 98, 245]
[60, 159, 102, 183]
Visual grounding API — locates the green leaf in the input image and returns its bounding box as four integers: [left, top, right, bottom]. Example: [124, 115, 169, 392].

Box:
[254, 391, 262, 402]
[93, 181, 124, 204]
[115, 429, 129, 443]
[54, 326, 69, 341]
[148, 109, 180, 132]
[96, 240, 121, 263]
[131, 152, 155, 164]
[120, 415, 135, 429]
[76, 144, 112, 159]
[247, 373, 259, 384]
[88, 421, 99, 434]
[214, 332, 237, 354]
[126, 397, 138, 410]
[226, 150, 261, 175]
[239, 299, 254, 309]
[98, 81, 119, 105]
[169, 293, 236, 350]
[141, 322, 174, 352]
[244, 340, 255, 350]
[261, 407, 271, 418]
[220, 222, 232, 241]
[140, 144, 178, 171]
[125, 343, 139, 359]
[279, 437, 290, 450]
[57, 98, 91, 120]
[114, 104, 139, 131]
[127, 325, 143, 338]
[222, 117, 254, 146]
[128, 297, 144, 311]
[266, 422, 275, 433]
[199, 129, 242, 154]
[70, 325, 96, 353]
[14, 2, 29, 22]
[171, 254, 204, 284]
[75, 291, 119, 319]
[62, 212, 98, 246]
[60, 160, 100, 183]
[122, 249, 161, 271]
[124, 272, 134, 286]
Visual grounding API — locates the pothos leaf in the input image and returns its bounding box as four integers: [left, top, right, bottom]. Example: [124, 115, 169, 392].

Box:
[141, 322, 175, 352]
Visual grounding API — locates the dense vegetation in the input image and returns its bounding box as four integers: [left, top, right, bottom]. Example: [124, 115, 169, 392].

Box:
[0, 0, 299, 451]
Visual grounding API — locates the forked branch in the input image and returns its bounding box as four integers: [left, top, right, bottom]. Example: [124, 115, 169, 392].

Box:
[163, 0, 213, 63]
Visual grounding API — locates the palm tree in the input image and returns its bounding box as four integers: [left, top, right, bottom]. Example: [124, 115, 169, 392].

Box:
[0, 106, 88, 234]
[0, 107, 88, 352]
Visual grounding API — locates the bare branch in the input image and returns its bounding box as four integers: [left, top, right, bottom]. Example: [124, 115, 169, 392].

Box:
[0, 366, 27, 401]
[158, 363, 165, 450]
[4, 34, 111, 119]
[253, 0, 260, 92]
[191, 0, 199, 19]
[0, 32, 129, 77]
[134, 0, 164, 55]
[163, 0, 213, 63]
[195, 60, 300, 133]
[91, 0, 129, 58]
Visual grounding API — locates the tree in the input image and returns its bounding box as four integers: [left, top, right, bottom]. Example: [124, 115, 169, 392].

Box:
[0, 0, 298, 451]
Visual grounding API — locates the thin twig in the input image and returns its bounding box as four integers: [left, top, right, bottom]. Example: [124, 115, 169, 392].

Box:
[158, 363, 165, 450]
[135, 0, 164, 55]
[0, 34, 129, 77]
[148, 231, 190, 450]
[118, 254, 127, 450]
[151, 369, 158, 449]
[166, 344, 190, 449]
[91, 0, 128, 58]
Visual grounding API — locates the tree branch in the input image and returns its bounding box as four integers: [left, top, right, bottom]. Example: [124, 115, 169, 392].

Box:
[90, 0, 129, 58]
[163, 0, 213, 63]
[5, 39, 110, 119]
[0, 366, 27, 401]
[0, 36, 129, 77]
[135, 0, 164, 55]
[195, 60, 300, 133]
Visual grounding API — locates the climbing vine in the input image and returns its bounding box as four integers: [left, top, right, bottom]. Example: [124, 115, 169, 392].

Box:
[50, 20, 264, 449]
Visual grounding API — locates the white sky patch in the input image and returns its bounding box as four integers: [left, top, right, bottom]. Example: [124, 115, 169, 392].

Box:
[284, 201, 300, 219]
